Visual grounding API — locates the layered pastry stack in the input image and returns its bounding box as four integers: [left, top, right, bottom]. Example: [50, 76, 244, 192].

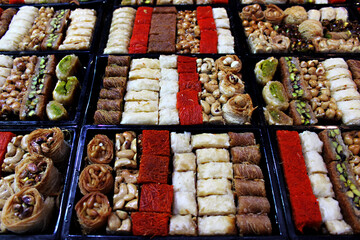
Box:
[148, 7, 176, 53]
[176, 56, 202, 125]
[299, 131, 352, 234]
[159, 55, 179, 125]
[59, 9, 97, 50]
[213, 8, 234, 54]
[121, 58, 160, 125]
[133, 130, 173, 236]
[323, 58, 360, 125]
[107, 131, 139, 234]
[104, 7, 136, 54]
[94, 56, 130, 125]
[76, 134, 113, 234]
[128, 7, 153, 54]
[193, 133, 236, 235]
[169, 132, 197, 235]
[231, 132, 272, 235]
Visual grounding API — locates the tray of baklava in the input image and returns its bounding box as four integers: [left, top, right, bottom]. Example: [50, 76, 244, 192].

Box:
[0, 126, 78, 239]
[0, 53, 94, 125]
[247, 55, 360, 126]
[235, 4, 360, 55]
[84, 54, 262, 126]
[115, 0, 229, 6]
[0, 0, 105, 8]
[99, 5, 238, 55]
[0, 4, 102, 53]
[62, 125, 287, 239]
[269, 125, 360, 239]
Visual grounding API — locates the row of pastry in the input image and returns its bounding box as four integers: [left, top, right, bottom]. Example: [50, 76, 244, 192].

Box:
[94, 55, 255, 125]
[0, 54, 81, 121]
[256, 56, 360, 125]
[277, 128, 360, 235]
[104, 6, 234, 54]
[0, 6, 96, 51]
[0, 128, 70, 234]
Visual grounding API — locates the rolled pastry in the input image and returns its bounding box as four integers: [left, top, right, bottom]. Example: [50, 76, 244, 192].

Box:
[236, 214, 272, 235]
[231, 146, 261, 164]
[234, 179, 266, 197]
[223, 94, 255, 125]
[233, 164, 263, 180]
[237, 196, 271, 214]
[1, 187, 54, 234]
[228, 132, 255, 147]
[15, 155, 61, 196]
[27, 128, 70, 165]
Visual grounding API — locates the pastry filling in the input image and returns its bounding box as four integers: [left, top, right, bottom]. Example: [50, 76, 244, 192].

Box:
[13, 194, 35, 220]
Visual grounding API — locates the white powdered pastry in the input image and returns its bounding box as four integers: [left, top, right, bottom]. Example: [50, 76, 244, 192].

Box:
[171, 132, 192, 153]
[173, 153, 196, 171]
[169, 215, 197, 236]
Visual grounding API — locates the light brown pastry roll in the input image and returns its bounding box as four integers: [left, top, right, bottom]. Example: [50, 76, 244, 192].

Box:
[233, 164, 263, 180]
[231, 146, 261, 164]
[1, 187, 54, 234]
[228, 132, 255, 147]
[234, 179, 266, 197]
[236, 214, 272, 235]
[27, 128, 70, 165]
[237, 196, 270, 214]
[78, 164, 114, 195]
[219, 73, 245, 98]
[15, 154, 62, 196]
[87, 134, 114, 164]
[215, 55, 242, 73]
[75, 192, 112, 234]
[223, 94, 255, 125]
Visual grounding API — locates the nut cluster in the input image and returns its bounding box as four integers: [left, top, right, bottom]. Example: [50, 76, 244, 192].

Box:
[81, 193, 110, 220]
[197, 58, 224, 124]
[113, 177, 138, 211]
[79, 164, 113, 195]
[115, 132, 137, 170]
[12, 194, 35, 220]
[31, 132, 55, 154]
[176, 10, 200, 54]
[19, 161, 47, 187]
[3, 135, 29, 173]
[343, 131, 360, 182]
[301, 60, 342, 121]
[106, 210, 131, 234]
[118, 169, 139, 184]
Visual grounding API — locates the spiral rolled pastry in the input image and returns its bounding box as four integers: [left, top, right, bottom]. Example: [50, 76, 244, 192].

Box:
[87, 134, 114, 164]
[215, 55, 242, 74]
[75, 192, 112, 234]
[269, 35, 290, 53]
[223, 94, 256, 125]
[27, 128, 70, 165]
[1, 187, 54, 234]
[264, 4, 284, 25]
[78, 164, 114, 195]
[219, 73, 245, 98]
[15, 154, 62, 196]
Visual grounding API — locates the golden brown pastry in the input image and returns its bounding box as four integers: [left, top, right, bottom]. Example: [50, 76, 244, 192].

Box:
[264, 4, 284, 25]
[1, 187, 54, 234]
[75, 192, 112, 234]
[223, 94, 256, 125]
[87, 134, 114, 164]
[78, 164, 114, 195]
[283, 6, 307, 25]
[298, 20, 323, 40]
[15, 154, 62, 196]
[27, 128, 70, 165]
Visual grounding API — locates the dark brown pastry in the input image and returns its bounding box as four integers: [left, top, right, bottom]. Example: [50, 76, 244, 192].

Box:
[105, 66, 128, 77]
[103, 77, 127, 89]
[288, 100, 318, 125]
[236, 214, 272, 235]
[231, 146, 261, 164]
[237, 196, 270, 214]
[96, 99, 122, 111]
[233, 164, 263, 180]
[99, 88, 124, 99]
[228, 132, 256, 147]
[107, 56, 130, 67]
[234, 179, 266, 197]
[94, 110, 121, 125]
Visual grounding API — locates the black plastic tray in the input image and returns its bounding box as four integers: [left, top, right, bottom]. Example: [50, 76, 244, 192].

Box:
[0, 125, 78, 240]
[0, 3, 104, 55]
[234, 4, 360, 57]
[62, 124, 287, 239]
[267, 125, 360, 240]
[114, 0, 231, 6]
[83, 54, 263, 126]
[98, 5, 240, 55]
[0, 53, 95, 126]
